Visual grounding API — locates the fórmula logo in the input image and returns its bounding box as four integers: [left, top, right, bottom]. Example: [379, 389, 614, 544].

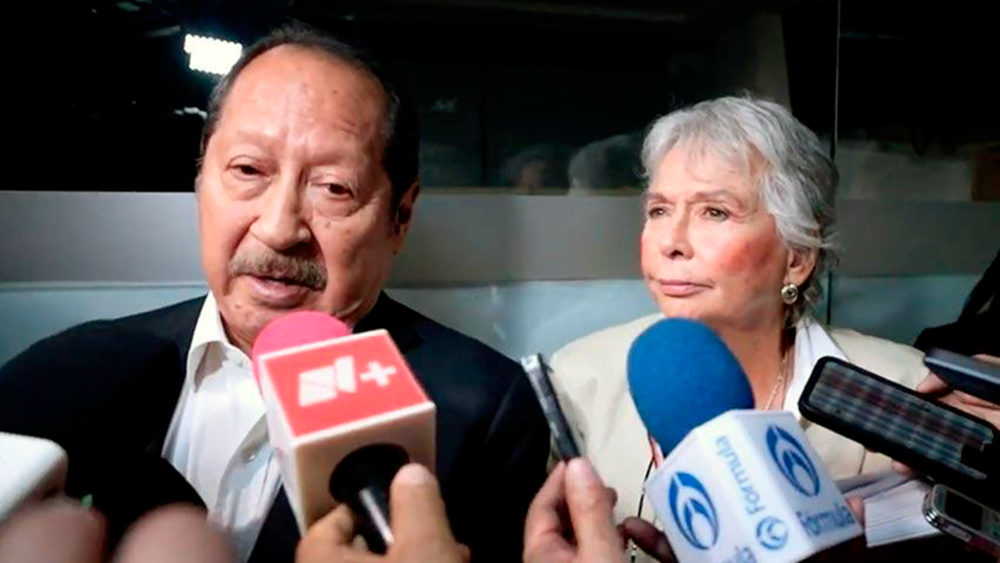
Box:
[756, 516, 789, 550]
[668, 472, 720, 550]
[766, 425, 820, 497]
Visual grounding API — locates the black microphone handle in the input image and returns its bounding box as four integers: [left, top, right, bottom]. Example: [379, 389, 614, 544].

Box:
[329, 443, 410, 554]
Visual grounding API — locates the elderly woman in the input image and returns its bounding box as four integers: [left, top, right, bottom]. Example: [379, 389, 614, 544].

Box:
[549, 96, 998, 559]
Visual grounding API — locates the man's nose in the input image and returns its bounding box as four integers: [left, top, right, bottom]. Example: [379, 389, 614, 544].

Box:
[249, 175, 312, 251]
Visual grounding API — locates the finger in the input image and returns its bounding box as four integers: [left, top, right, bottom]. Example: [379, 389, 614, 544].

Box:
[389, 464, 456, 545]
[0, 500, 106, 563]
[892, 461, 914, 476]
[936, 394, 997, 418]
[606, 486, 618, 509]
[524, 462, 568, 542]
[845, 496, 865, 526]
[114, 505, 231, 563]
[916, 372, 949, 395]
[620, 517, 675, 563]
[523, 462, 571, 563]
[950, 390, 998, 409]
[972, 354, 1000, 366]
[456, 543, 471, 563]
[297, 505, 372, 563]
[299, 504, 357, 555]
[564, 458, 623, 558]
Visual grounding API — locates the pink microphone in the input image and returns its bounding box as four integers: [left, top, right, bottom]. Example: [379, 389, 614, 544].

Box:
[251, 311, 435, 553]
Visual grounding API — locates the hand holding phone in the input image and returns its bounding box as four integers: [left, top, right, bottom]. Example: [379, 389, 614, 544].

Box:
[520, 354, 581, 461]
[799, 357, 998, 503]
[923, 484, 1000, 557]
[924, 349, 1000, 404]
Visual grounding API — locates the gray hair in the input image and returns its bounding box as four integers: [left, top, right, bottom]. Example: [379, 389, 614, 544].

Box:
[641, 95, 839, 324]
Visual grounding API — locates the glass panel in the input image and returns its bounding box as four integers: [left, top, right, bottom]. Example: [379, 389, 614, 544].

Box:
[22, 1, 837, 193]
[837, 0, 998, 202]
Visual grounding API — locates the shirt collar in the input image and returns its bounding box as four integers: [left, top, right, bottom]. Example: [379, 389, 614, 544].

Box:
[185, 291, 418, 389]
[785, 316, 848, 420]
[185, 292, 250, 390]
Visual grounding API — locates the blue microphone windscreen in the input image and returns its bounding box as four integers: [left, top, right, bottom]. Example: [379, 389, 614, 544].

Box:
[627, 318, 753, 455]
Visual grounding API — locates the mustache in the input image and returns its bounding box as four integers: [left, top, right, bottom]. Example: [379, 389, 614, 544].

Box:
[228, 248, 327, 290]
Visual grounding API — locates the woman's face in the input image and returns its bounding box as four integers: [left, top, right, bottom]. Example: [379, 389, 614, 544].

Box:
[640, 144, 802, 333]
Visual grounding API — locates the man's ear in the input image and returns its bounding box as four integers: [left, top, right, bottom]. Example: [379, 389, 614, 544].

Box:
[391, 181, 420, 250]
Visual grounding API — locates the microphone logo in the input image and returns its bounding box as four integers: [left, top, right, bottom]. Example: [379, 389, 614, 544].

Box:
[298, 356, 398, 407]
[668, 472, 720, 550]
[260, 329, 428, 437]
[766, 425, 820, 497]
[756, 516, 789, 550]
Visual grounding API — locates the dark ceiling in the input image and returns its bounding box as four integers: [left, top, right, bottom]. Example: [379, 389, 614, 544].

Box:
[18, 0, 997, 191]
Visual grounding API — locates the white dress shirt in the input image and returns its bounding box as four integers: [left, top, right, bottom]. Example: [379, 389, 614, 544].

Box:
[162, 293, 282, 563]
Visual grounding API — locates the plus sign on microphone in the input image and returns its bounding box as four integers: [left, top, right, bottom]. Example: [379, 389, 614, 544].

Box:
[252, 312, 435, 552]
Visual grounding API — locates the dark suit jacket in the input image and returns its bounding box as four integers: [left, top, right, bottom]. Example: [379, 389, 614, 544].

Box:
[0, 293, 550, 563]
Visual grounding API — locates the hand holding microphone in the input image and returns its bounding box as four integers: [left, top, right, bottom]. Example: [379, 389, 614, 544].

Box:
[299, 457, 662, 563]
[251, 311, 435, 554]
[297, 463, 469, 563]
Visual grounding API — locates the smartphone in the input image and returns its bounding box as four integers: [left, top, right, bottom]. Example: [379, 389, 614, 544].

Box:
[923, 484, 1000, 557]
[799, 357, 998, 502]
[520, 353, 581, 460]
[924, 348, 1000, 403]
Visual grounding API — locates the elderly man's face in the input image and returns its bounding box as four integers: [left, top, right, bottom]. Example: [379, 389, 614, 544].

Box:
[197, 46, 416, 352]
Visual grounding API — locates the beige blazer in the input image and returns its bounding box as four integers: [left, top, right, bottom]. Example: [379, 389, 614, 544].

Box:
[549, 314, 930, 544]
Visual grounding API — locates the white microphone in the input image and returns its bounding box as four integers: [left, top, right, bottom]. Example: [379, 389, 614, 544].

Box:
[251, 312, 435, 553]
[0, 432, 68, 519]
[628, 319, 861, 563]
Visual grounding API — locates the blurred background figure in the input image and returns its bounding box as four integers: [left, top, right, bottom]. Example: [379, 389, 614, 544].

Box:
[500, 144, 572, 192]
[567, 132, 644, 195]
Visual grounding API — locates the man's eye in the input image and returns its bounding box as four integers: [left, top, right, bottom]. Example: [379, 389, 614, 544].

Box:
[234, 165, 262, 177]
[324, 183, 353, 197]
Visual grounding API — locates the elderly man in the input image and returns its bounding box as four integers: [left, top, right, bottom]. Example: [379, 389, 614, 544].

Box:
[0, 25, 548, 563]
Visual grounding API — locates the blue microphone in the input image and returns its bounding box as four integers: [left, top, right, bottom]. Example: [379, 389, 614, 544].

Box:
[627, 318, 753, 455]
[626, 319, 860, 563]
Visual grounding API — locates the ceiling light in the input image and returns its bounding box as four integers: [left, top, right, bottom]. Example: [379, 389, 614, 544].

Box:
[184, 34, 242, 76]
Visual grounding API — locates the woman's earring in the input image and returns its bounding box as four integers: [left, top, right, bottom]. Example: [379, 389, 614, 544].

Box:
[781, 283, 799, 305]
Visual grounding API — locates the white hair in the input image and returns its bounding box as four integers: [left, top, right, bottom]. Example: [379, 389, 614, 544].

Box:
[641, 95, 839, 323]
